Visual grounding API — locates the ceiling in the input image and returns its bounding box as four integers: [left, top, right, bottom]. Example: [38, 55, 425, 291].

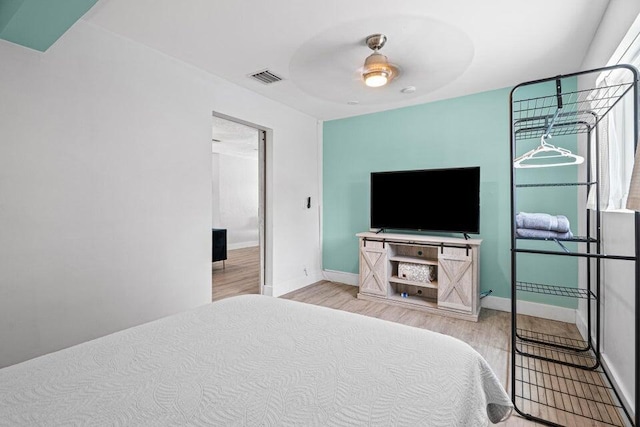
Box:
[212, 116, 258, 159]
[6, 0, 612, 120]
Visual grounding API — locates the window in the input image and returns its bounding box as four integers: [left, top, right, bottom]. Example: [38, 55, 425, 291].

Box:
[587, 15, 640, 211]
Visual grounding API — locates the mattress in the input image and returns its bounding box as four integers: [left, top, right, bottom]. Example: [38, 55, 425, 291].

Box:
[0, 294, 513, 426]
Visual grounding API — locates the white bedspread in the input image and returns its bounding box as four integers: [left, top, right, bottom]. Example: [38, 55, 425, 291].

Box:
[0, 294, 512, 426]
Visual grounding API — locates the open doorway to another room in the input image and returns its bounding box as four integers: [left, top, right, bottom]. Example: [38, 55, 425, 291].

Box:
[211, 114, 265, 301]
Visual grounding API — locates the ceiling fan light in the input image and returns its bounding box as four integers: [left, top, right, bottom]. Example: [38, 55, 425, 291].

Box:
[362, 51, 396, 87]
[364, 72, 389, 87]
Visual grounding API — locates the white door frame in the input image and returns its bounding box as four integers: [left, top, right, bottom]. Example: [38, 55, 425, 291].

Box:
[212, 111, 271, 296]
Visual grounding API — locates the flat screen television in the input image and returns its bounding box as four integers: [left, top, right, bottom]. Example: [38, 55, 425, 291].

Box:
[370, 166, 480, 234]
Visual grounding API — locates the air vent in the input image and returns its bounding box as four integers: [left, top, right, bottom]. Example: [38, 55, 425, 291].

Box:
[249, 69, 283, 84]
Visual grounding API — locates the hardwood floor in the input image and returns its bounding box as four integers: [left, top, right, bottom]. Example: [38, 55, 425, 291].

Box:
[212, 254, 624, 426]
[212, 246, 260, 301]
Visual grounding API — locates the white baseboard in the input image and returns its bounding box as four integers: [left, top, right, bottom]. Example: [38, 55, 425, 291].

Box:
[227, 241, 259, 250]
[576, 311, 635, 417]
[600, 354, 635, 418]
[274, 270, 324, 297]
[481, 295, 576, 323]
[576, 309, 589, 342]
[322, 270, 358, 286]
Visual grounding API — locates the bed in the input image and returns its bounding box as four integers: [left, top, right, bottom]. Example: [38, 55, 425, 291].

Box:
[0, 294, 513, 426]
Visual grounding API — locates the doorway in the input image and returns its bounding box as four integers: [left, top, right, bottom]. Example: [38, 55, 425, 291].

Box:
[211, 112, 267, 301]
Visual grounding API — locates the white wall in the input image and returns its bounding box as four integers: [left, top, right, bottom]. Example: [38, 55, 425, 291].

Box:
[577, 0, 640, 413]
[212, 152, 259, 249]
[0, 20, 321, 368]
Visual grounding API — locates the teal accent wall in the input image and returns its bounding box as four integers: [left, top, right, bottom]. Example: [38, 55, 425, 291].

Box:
[0, 0, 98, 52]
[323, 80, 579, 308]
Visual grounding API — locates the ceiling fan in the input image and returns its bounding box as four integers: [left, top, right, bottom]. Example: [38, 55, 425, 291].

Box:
[361, 34, 399, 88]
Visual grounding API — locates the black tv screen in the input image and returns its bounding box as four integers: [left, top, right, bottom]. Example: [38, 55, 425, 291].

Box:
[370, 166, 480, 234]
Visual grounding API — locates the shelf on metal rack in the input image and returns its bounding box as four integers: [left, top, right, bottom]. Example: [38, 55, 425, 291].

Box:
[512, 80, 635, 141]
[516, 281, 595, 299]
[514, 352, 627, 426]
[516, 182, 597, 188]
[516, 328, 591, 351]
[516, 235, 596, 243]
[516, 336, 598, 370]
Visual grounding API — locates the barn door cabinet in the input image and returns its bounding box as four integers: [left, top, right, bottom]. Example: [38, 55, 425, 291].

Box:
[356, 232, 481, 321]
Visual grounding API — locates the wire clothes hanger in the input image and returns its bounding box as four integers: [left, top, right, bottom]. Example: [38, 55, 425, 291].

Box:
[513, 133, 585, 168]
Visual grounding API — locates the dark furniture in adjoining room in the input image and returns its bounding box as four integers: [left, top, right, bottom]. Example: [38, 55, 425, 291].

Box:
[212, 228, 227, 268]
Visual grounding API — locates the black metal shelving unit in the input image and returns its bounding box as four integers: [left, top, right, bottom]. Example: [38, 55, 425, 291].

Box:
[510, 64, 639, 426]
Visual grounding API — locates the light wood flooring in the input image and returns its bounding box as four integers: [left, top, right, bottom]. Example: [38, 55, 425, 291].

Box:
[212, 253, 627, 426]
[212, 246, 260, 301]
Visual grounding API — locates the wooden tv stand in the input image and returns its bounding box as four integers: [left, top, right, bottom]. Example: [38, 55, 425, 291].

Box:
[356, 232, 482, 322]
